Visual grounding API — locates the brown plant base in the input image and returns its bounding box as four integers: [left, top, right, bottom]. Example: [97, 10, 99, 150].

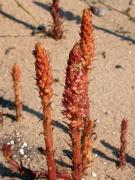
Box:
[12, 64, 22, 121]
[119, 118, 128, 168]
[51, 0, 63, 40]
[2, 144, 71, 180]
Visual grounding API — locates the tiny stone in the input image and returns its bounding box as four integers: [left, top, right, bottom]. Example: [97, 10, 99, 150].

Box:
[10, 140, 14, 145]
[24, 155, 27, 159]
[7, 142, 10, 145]
[112, 131, 116, 135]
[91, 172, 97, 177]
[90, 6, 109, 16]
[17, 138, 21, 142]
[103, 162, 107, 165]
[94, 153, 98, 157]
[96, 119, 100, 122]
[19, 148, 24, 155]
[129, 50, 132, 54]
[23, 142, 27, 147]
[115, 65, 122, 69]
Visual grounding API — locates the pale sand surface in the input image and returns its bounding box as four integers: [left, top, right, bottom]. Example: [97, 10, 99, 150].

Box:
[0, 0, 135, 179]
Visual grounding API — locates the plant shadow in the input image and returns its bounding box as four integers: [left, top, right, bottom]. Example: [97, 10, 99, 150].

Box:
[94, 25, 135, 44]
[0, 163, 24, 180]
[63, 140, 135, 167]
[0, 97, 68, 133]
[100, 140, 135, 167]
[0, 9, 35, 30]
[33, 1, 81, 24]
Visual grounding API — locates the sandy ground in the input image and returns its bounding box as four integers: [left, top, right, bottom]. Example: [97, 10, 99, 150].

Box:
[0, 0, 135, 179]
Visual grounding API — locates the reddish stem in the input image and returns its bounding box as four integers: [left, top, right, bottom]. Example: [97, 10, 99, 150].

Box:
[51, 0, 63, 40]
[34, 43, 56, 179]
[119, 118, 128, 168]
[12, 64, 22, 121]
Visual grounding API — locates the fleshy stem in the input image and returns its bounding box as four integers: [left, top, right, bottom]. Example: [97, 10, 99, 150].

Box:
[119, 118, 128, 168]
[34, 43, 56, 180]
[12, 64, 22, 121]
[80, 8, 94, 169]
[63, 43, 90, 179]
[51, 0, 63, 40]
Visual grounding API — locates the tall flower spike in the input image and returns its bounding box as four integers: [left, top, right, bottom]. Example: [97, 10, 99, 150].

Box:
[80, 8, 94, 171]
[34, 43, 56, 180]
[80, 8, 94, 70]
[12, 64, 22, 121]
[119, 118, 128, 168]
[63, 43, 89, 180]
[51, 0, 63, 40]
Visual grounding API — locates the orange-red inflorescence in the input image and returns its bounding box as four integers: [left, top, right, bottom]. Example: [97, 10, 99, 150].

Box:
[63, 43, 89, 180]
[52, 0, 63, 40]
[12, 64, 22, 121]
[119, 118, 128, 167]
[80, 8, 94, 70]
[80, 8, 94, 170]
[34, 43, 56, 180]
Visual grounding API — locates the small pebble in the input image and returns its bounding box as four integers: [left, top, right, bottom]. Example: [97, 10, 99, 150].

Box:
[90, 6, 109, 16]
[94, 153, 98, 157]
[112, 131, 116, 135]
[23, 142, 27, 147]
[96, 119, 100, 123]
[13, 155, 17, 158]
[10, 140, 14, 145]
[115, 65, 122, 69]
[129, 0, 135, 5]
[91, 172, 97, 177]
[17, 138, 21, 142]
[104, 111, 110, 115]
[129, 50, 132, 54]
[103, 162, 107, 165]
[19, 148, 24, 155]
[24, 155, 27, 159]
[7, 142, 10, 145]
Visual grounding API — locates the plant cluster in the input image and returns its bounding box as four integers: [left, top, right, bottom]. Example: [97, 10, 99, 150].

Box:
[1, 3, 129, 180]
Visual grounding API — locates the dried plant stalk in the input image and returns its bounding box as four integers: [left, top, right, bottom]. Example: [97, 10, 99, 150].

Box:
[12, 64, 22, 121]
[51, 0, 63, 40]
[63, 43, 90, 179]
[80, 8, 94, 70]
[119, 118, 128, 167]
[34, 43, 56, 180]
